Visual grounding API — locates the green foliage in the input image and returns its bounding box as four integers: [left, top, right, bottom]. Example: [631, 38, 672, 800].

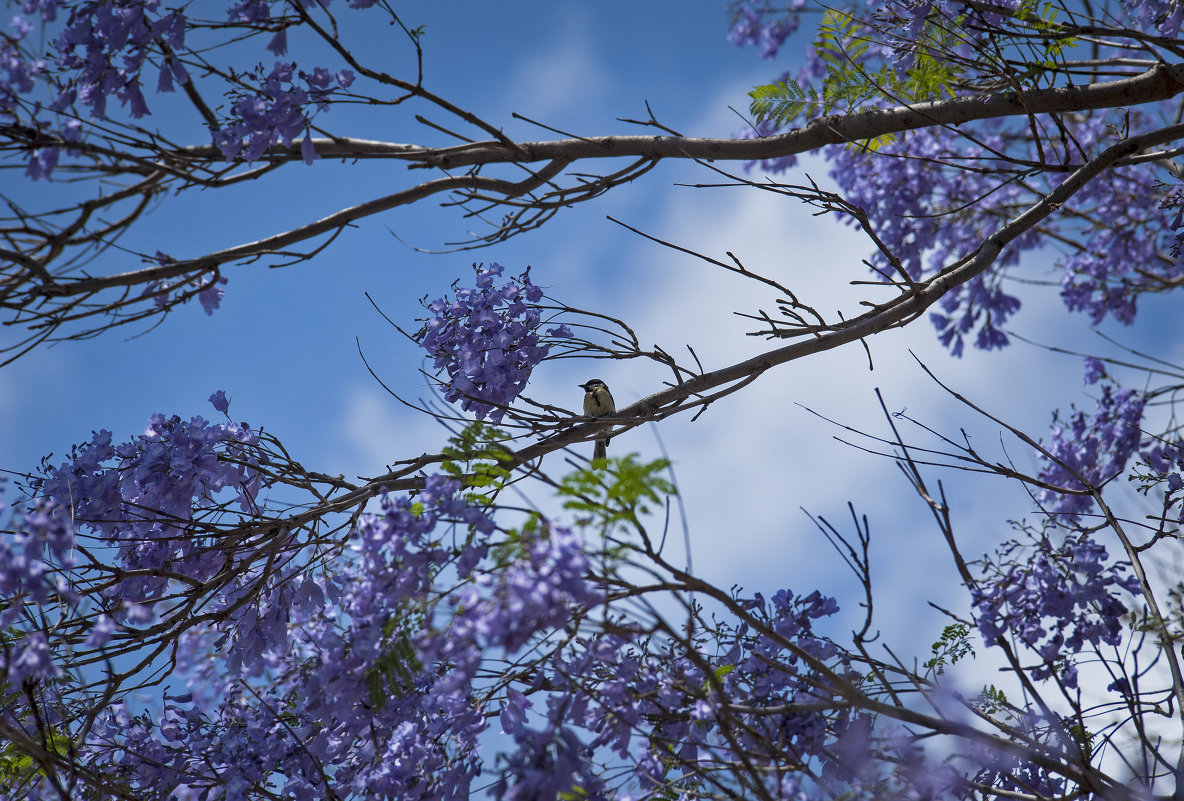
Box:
[0, 727, 72, 790]
[748, 1, 1074, 139]
[1066, 720, 1095, 761]
[0, 741, 37, 789]
[749, 10, 886, 128]
[975, 684, 1009, 715]
[557, 455, 675, 532]
[995, 0, 1080, 85]
[923, 623, 974, 675]
[701, 663, 736, 695]
[747, 7, 960, 135]
[366, 615, 425, 708]
[487, 513, 546, 567]
[439, 422, 512, 496]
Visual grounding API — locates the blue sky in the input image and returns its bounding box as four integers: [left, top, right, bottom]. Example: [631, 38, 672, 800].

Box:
[1, 2, 1164, 657]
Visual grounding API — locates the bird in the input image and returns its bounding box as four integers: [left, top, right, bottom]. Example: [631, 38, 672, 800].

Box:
[579, 378, 615, 462]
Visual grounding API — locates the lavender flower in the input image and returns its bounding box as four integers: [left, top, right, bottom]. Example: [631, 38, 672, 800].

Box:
[0, 499, 78, 686]
[1036, 383, 1145, 518]
[732, 4, 1184, 355]
[36, 407, 263, 603]
[972, 532, 1141, 686]
[417, 263, 569, 423]
[727, 1, 806, 60]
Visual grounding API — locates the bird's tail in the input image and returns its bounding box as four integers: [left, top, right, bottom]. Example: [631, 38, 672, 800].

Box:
[593, 438, 608, 462]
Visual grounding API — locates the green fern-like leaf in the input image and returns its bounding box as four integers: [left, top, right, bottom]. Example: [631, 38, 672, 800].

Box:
[749, 78, 819, 127]
[439, 422, 512, 498]
[923, 622, 974, 674]
[975, 684, 1010, 715]
[366, 615, 425, 708]
[558, 455, 675, 533]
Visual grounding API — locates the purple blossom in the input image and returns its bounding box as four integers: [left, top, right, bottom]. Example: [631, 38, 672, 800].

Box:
[971, 532, 1141, 685]
[3, 630, 60, 687]
[197, 275, 227, 315]
[1036, 383, 1146, 518]
[4, 2, 372, 170]
[36, 408, 264, 603]
[47, 1, 182, 121]
[734, 5, 1183, 353]
[1082, 356, 1106, 385]
[85, 613, 116, 646]
[24, 146, 59, 180]
[1, 12, 43, 115]
[0, 501, 76, 615]
[829, 128, 1030, 356]
[1137, 437, 1184, 520]
[0, 499, 78, 686]
[502, 586, 852, 798]
[1058, 167, 1181, 327]
[214, 60, 356, 162]
[85, 476, 507, 800]
[208, 389, 229, 413]
[1119, 0, 1184, 36]
[138, 254, 228, 316]
[227, 1, 273, 24]
[727, 1, 806, 59]
[421, 524, 598, 676]
[417, 263, 568, 423]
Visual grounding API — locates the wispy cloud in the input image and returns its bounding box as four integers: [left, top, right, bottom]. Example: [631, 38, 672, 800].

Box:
[500, 10, 609, 127]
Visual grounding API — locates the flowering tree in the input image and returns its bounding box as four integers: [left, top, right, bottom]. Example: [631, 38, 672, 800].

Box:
[3, 1, 1184, 799]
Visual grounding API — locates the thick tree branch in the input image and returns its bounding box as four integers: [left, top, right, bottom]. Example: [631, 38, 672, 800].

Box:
[165, 63, 1184, 167]
[272, 121, 1184, 517]
[5, 63, 1183, 353]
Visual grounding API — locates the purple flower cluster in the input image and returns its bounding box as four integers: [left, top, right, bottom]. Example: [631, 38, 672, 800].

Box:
[1059, 168, 1181, 327]
[828, 124, 1040, 356]
[2, 1, 370, 178]
[35, 396, 263, 607]
[0, 499, 78, 687]
[714, 590, 847, 767]
[214, 61, 356, 164]
[971, 533, 1141, 686]
[1036, 383, 1146, 518]
[75, 471, 606, 800]
[2, 1, 188, 178]
[72, 528, 841, 800]
[1082, 356, 1107, 386]
[727, 0, 806, 60]
[1142, 439, 1184, 513]
[418, 263, 572, 423]
[141, 252, 228, 315]
[84, 697, 291, 800]
[1119, 0, 1184, 36]
[970, 725, 1070, 799]
[422, 524, 598, 681]
[48, 0, 187, 120]
[731, 0, 1184, 354]
[490, 587, 852, 799]
[77, 477, 488, 799]
[1, 14, 43, 115]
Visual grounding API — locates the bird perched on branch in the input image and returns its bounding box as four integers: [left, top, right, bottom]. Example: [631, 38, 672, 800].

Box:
[579, 378, 615, 462]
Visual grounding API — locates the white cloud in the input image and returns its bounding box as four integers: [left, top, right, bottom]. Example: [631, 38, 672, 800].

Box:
[330, 381, 445, 480]
[588, 141, 1089, 647]
[499, 10, 609, 126]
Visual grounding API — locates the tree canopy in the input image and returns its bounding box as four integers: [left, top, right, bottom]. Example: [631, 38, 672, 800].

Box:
[4, 1, 1184, 799]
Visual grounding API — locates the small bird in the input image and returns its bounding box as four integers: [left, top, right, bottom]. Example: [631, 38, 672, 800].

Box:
[579, 378, 615, 462]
